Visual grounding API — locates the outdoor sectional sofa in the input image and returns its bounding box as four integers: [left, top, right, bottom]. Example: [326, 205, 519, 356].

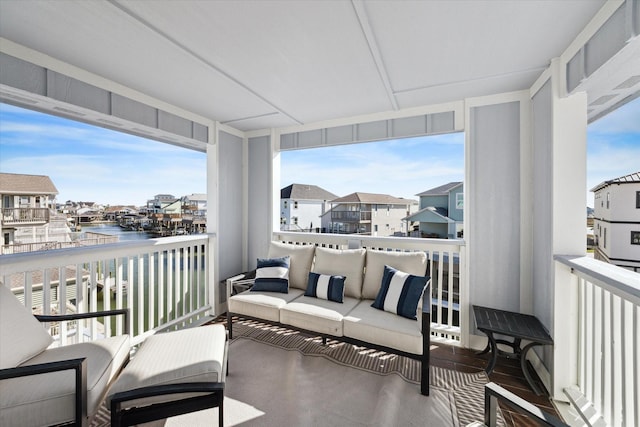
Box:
[227, 241, 432, 396]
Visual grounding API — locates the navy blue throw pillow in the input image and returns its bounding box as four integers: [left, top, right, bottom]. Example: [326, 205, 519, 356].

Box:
[371, 265, 429, 319]
[305, 272, 345, 303]
[251, 256, 290, 293]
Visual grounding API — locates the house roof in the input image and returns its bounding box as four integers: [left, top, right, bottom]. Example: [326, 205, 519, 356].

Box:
[331, 192, 412, 205]
[590, 171, 640, 192]
[416, 182, 463, 197]
[281, 184, 338, 201]
[404, 206, 453, 223]
[0, 172, 58, 195]
[1, 1, 632, 137]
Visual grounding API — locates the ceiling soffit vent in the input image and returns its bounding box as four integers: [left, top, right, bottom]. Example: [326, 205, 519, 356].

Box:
[0, 52, 208, 151]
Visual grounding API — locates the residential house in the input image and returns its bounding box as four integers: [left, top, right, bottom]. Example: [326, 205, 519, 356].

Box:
[103, 205, 139, 222]
[182, 193, 207, 234]
[280, 184, 337, 231]
[0, 172, 69, 252]
[591, 171, 640, 272]
[146, 194, 178, 214]
[1, 2, 638, 425]
[405, 182, 463, 239]
[326, 192, 415, 236]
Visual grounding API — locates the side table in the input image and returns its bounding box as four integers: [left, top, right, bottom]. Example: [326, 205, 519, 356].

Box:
[472, 305, 553, 395]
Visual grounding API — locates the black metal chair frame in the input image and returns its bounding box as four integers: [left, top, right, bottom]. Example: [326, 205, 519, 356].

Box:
[109, 382, 225, 427]
[484, 382, 568, 427]
[0, 309, 130, 427]
[227, 284, 431, 396]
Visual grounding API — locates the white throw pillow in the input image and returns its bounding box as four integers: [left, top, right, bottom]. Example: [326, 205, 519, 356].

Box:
[0, 284, 53, 369]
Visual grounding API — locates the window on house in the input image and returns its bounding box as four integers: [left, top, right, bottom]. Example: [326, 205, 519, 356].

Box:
[604, 228, 607, 248]
[293, 217, 298, 225]
[606, 192, 610, 209]
[294, 201, 298, 209]
[280, 217, 286, 225]
[284, 201, 288, 209]
[20, 196, 29, 205]
[456, 193, 464, 209]
[374, 225, 378, 232]
[631, 231, 640, 245]
[636, 191, 640, 208]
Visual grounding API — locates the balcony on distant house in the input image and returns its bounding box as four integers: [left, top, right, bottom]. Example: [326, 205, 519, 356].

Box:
[1, 207, 50, 226]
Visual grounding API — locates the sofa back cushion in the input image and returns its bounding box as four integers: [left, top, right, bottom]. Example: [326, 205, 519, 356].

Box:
[312, 247, 366, 298]
[362, 250, 427, 300]
[0, 284, 53, 369]
[268, 242, 315, 290]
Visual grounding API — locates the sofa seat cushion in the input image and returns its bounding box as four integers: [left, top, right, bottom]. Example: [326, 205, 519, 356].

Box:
[268, 242, 315, 290]
[107, 325, 227, 409]
[0, 335, 130, 427]
[280, 296, 360, 336]
[228, 289, 305, 322]
[343, 300, 423, 355]
[362, 250, 427, 300]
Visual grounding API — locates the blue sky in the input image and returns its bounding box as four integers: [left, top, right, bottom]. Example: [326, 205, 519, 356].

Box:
[0, 98, 638, 207]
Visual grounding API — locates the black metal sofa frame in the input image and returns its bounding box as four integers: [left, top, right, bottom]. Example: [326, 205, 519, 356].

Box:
[227, 285, 431, 396]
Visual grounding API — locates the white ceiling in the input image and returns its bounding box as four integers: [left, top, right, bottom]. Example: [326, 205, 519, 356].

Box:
[0, 0, 623, 132]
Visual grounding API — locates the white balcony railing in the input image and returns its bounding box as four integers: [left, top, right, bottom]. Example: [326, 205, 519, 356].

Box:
[0, 235, 213, 347]
[272, 231, 467, 345]
[554, 255, 640, 427]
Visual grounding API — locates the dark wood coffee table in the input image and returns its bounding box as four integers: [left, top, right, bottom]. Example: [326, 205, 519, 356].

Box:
[472, 305, 553, 395]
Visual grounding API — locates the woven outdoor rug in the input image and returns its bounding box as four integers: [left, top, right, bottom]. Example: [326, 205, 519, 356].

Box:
[91, 319, 504, 426]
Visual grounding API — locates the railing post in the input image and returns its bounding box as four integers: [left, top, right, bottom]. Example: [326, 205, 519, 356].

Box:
[552, 260, 580, 402]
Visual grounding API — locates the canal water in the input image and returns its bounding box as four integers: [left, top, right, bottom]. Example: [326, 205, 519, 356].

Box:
[81, 223, 151, 241]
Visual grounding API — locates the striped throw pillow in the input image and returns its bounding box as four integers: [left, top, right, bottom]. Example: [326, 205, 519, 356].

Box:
[305, 272, 345, 303]
[371, 265, 429, 319]
[251, 256, 290, 293]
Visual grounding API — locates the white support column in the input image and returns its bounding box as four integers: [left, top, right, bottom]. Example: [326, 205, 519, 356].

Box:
[206, 121, 219, 315]
[270, 129, 280, 241]
[548, 57, 588, 402]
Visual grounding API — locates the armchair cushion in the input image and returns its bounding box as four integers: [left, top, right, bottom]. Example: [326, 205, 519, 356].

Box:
[0, 284, 53, 369]
[0, 335, 130, 427]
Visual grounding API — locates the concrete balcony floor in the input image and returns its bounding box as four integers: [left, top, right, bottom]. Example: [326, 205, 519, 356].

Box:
[212, 315, 560, 426]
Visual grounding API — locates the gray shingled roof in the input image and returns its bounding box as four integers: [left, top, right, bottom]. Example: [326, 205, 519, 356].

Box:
[0, 172, 58, 195]
[281, 184, 338, 201]
[590, 171, 640, 192]
[331, 192, 412, 205]
[416, 182, 462, 197]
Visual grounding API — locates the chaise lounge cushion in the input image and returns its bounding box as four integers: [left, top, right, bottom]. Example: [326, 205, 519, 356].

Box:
[107, 325, 227, 409]
[0, 284, 53, 369]
[229, 289, 305, 322]
[312, 247, 366, 299]
[343, 300, 423, 354]
[0, 335, 130, 427]
[361, 250, 427, 300]
[280, 296, 360, 336]
[267, 242, 315, 290]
